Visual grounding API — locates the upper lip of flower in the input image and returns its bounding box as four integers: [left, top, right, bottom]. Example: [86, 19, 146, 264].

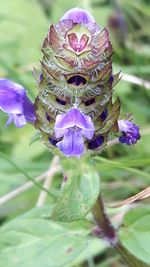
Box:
[60, 7, 96, 24]
[0, 78, 36, 128]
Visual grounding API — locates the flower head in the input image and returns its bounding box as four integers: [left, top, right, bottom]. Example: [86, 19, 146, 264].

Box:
[0, 79, 36, 127]
[54, 108, 94, 157]
[0, 9, 141, 158]
[44, 7, 111, 98]
[118, 120, 141, 145]
[34, 8, 120, 157]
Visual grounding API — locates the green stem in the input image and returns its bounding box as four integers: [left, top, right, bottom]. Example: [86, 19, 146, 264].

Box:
[114, 242, 147, 267]
[82, 0, 91, 12]
[92, 195, 147, 267]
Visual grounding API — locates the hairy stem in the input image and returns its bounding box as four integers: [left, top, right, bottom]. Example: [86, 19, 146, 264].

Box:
[92, 195, 116, 243]
[92, 195, 146, 267]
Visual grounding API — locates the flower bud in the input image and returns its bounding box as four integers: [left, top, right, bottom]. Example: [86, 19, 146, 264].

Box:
[118, 120, 141, 145]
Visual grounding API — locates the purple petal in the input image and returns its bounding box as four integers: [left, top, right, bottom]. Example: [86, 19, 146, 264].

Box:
[6, 114, 13, 126]
[0, 78, 36, 127]
[54, 108, 94, 138]
[23, 95, 36, 124]
[0, 78, 25, 114]
[118, 120, 141, 145]
[6, 114, 27, 128]
[61, 8, 95, 24]
[57, 129, 84, 157]
[13, 114, 27, 128]
[81, 128, 94, 139]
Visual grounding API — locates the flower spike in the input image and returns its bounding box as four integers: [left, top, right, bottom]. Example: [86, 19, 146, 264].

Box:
[0, 8, 140, 157]
[35, 7, 122, 157]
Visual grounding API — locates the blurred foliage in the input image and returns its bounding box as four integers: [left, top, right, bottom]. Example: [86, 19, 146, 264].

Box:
[0, 0, 150, 266]
[119, 206, 150, 265]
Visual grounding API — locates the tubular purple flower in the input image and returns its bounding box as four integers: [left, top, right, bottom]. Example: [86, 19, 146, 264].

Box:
[118, 119, 141, 145]
[0, 79, 36, 127]
[60, 7, 95, 24]
[54, 108, 94, 157]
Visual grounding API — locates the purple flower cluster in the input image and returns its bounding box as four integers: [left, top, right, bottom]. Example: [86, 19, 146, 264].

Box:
[0, 8, 141, 157]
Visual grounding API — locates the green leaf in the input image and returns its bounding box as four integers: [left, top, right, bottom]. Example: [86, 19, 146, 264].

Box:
[0, 0, 48, 67]
[0, 206, 91, 267]
[95, 156, 150, 180]
[119, 206, 150, 265]
[0, 150, 55, 198]
[51, 158, 100, 221]
[66, 237, 107, 267]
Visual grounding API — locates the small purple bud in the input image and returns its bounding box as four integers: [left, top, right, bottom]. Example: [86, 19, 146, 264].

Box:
[84, 98, 95, 106]
[39, 73, 43, 82]
[88, 135, 104, 150]
[92, 226, 103, 237]
[109, 75, 114, 84]
[56, 98, 66, 106]
[61, 8, 95, 24]
[100, 109, 108, 121]
[46, 112, 51, 122]
[118, 119, 141, 145]
[48, 136, 58, 146]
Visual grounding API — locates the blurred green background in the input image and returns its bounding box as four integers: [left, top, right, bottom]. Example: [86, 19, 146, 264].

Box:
[0, 0, 150, 266]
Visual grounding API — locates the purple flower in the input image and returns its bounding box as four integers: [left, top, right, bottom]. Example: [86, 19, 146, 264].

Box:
[54, 108, 94, 157]
[0, 78, 36, 127]
[60, 7, 95, 24]
[118, 120, 141, 145]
